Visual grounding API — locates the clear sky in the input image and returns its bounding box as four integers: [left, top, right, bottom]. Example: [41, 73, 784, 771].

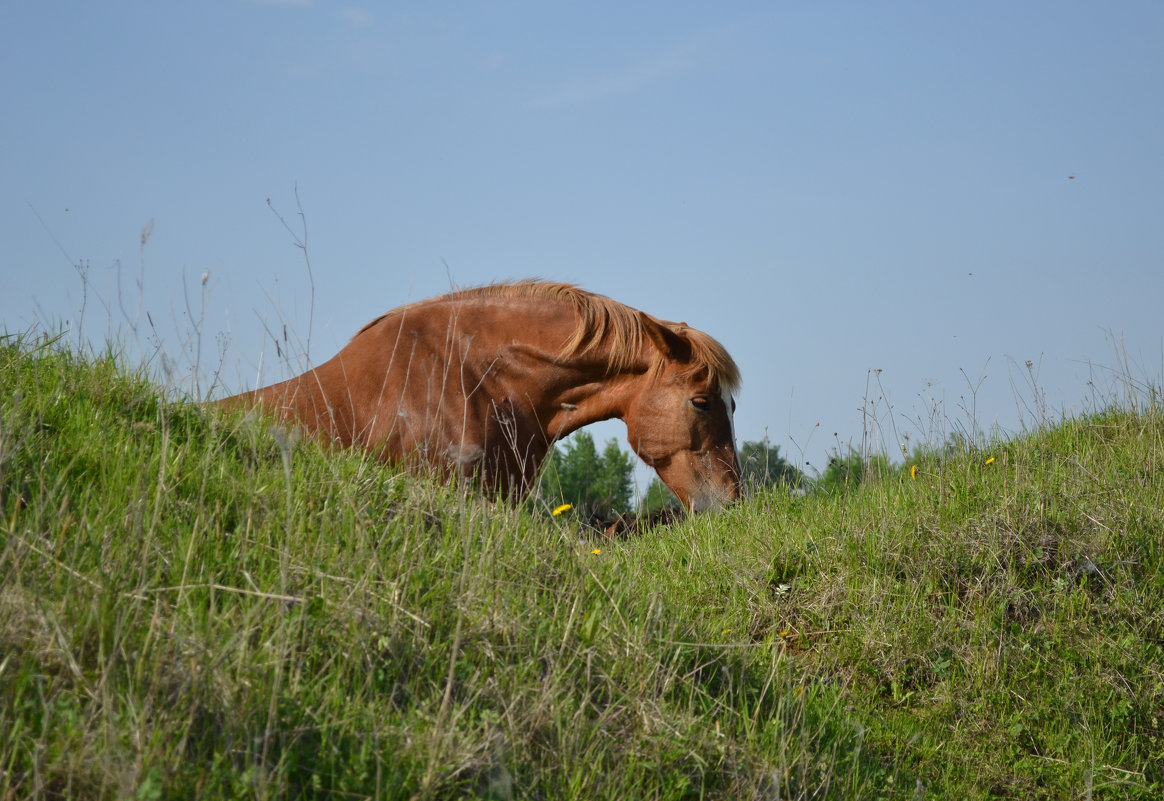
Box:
[3, 1, 1163, 483]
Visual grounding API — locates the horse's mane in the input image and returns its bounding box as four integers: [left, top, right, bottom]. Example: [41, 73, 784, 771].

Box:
[361, 280, 741, 393]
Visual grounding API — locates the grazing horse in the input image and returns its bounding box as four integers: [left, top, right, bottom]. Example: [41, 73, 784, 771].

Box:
[217, 281, 741, 510]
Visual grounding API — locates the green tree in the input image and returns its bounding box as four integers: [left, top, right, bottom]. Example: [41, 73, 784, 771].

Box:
[739, 439, 806, 492]
[595, 437, 635, 513]
[813, 447, 892, 495]
[638, 477, 679, 516]
[538, 430, 634, 515]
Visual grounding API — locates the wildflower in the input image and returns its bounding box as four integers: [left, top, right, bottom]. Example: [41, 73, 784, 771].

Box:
[910, 464, 918, 479]
[552, 503, 572, 516]
[778, 629, 791, 638]
[591, 548, 602, 555]
[723, 628, 733, 635]
[984, 457, 996, 466]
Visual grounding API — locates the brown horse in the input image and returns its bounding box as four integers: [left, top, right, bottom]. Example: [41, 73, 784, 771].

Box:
[217, 280, 741, 510]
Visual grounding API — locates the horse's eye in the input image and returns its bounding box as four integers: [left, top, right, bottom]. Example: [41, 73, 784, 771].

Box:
[691, 396, 711, 411]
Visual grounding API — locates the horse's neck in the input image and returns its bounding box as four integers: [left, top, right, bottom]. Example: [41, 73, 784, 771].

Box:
[534, 362, 640, 444]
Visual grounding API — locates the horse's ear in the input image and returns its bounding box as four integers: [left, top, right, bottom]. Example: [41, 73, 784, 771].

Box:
[641, 315, 692, 361]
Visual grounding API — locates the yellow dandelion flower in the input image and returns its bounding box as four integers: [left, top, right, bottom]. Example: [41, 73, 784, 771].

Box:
[552, 503, 573, 516]
[910, 464, 918, 479]
[984, 457, 996, 466]
[723, 628, 733, 635]
[591, 548, 602, 555]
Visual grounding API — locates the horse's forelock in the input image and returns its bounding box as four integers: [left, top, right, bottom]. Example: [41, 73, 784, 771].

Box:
[672, 325, 741, 395]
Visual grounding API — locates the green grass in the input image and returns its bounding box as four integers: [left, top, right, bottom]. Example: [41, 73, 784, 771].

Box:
[1, 334, 1161, 799]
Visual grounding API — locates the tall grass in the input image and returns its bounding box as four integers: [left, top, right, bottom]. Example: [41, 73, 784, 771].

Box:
[1, 334, 1161, 799]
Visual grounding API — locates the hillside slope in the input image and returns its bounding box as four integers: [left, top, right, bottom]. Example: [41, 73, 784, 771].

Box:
[1, 338, 1160, 799]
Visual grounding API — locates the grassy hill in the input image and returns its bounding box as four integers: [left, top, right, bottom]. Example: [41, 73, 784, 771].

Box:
[1, 335, 1161, 800]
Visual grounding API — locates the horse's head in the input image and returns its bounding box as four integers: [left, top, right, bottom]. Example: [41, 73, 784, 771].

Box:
[623, 318, 742, 511]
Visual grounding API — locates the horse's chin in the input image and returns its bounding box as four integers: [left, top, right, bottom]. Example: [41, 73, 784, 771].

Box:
[669, 478, 738, 513]
[651, 451, 741, 513]
[688, 489, 735, 513]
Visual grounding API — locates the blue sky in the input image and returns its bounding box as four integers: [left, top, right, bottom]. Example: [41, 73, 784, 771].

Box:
[3, 1, 1163, 482]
